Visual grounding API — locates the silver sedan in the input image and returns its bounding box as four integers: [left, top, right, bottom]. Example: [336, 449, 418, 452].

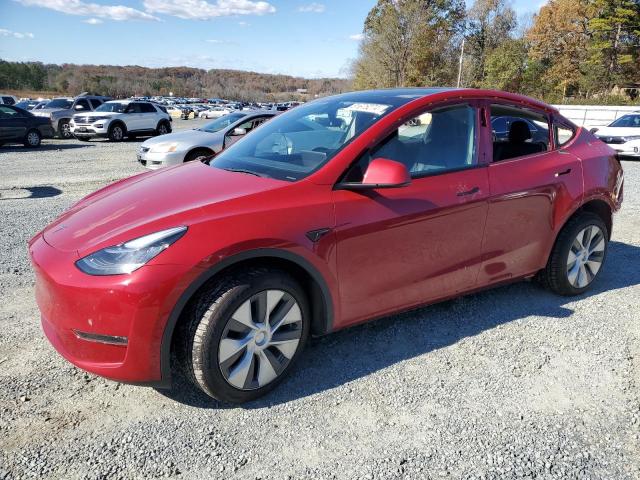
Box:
[137, 111, 276, 169]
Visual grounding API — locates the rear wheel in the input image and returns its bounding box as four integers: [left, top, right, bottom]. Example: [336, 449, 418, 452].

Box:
[24, 129, 41, 147]
[179, 269, 309, 403]
[538, 212, 608, 296]
[156, 121, 171, 136]
[58, 120, 72, 139]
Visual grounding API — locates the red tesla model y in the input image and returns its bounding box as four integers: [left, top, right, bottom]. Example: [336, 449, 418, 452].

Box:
[29, 88, 624, 403]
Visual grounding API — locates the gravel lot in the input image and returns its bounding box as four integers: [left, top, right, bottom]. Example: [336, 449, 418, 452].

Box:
[0, 120, 639, 480]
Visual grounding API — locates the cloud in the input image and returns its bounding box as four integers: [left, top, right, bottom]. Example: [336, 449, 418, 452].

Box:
[83, 18, 103, 24]
[142, 0, 275, 20]
[16, 0, 159, 21]
[0, 28, 34, 39]
[205, 39, 236, 45]
[349, 33, 364, 41]
[298, 3, 325, 13]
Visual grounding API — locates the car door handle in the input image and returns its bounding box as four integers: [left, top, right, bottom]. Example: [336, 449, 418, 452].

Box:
[457, 187, 480, 197]
[555, 168, 572, 177]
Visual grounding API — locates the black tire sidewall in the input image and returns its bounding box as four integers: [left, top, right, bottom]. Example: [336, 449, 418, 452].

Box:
[59, 120, 71, 139]
[553, 213, 608, 295]
[190, 271, 310, 403]
[24, 130, 41, 147]
[108, 123, 125, 141]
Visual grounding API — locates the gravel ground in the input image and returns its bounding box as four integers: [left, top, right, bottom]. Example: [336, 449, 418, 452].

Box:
[0, 122, 639, 480]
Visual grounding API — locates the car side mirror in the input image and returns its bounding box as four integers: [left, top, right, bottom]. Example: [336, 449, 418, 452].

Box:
[338, 157, 411, 190]
[232, 127, 247, 136]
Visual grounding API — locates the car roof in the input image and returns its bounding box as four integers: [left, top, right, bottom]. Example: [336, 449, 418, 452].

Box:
[326, 88, 556, 113]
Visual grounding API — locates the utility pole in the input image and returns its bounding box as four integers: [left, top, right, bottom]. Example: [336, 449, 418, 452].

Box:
[457, 37, 465, 88]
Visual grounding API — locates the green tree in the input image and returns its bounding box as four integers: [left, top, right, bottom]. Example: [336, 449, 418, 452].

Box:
[464, 0, 517, 87]
[588, 0, 640, 90]
[352, 0, 465, 89]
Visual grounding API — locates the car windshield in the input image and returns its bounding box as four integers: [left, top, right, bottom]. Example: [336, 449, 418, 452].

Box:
[210, 96, 402, 181]
[610, 115, 640, 128]
[198, 113, 246, 133]
[46, 99, 73, 109]
[96, 102, 126, 113]
[15, 101, 33, 109]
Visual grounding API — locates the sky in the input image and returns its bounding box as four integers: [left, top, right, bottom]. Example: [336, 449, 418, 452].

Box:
[0, 0, 545, 79]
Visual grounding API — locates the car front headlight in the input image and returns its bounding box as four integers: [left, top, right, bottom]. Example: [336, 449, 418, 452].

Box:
[75, 226, 187, 275]
[150, 142, 179, 153]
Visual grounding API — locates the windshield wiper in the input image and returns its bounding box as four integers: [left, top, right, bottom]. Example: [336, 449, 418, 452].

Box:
[221, 167, 265, 178]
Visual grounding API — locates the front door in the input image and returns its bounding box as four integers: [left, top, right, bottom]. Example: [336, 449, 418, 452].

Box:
[333, 103, 490, 327]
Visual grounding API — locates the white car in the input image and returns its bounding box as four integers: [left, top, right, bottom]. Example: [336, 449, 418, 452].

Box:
[199, 107, 231, 119]
[593, 113, 640, 158]
[70, 100, 171, 141]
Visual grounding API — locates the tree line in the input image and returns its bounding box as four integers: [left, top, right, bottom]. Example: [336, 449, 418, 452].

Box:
[352, 0, 640, 104]
[0, 61, 351, 102]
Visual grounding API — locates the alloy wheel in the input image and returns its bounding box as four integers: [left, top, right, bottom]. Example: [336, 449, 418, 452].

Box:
[26, 131, 40, 146]
[566, 225, 605, 288]
[112, 126, 123, 140]
[61, 123, 71, 138]
[218, 290, 303, 390]
[158, 124, 168, 135]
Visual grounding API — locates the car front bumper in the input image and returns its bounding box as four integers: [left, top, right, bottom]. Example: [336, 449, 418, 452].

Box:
[137, 148, 185, 170]
[605, 141, 640, 157]
[29, 233, 195, 385]
[70, 122, 110, 138]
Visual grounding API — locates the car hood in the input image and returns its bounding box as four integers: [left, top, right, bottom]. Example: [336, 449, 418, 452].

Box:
[596, 127, 640, 137]
[74, 111, 118, 118]
[41, 161, 287, 255]
[141, 128, 222, 148]
[34, 108, 70, 116]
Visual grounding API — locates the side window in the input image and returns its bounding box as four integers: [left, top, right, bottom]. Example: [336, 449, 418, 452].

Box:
[140, 103, 156, 113]
[491, 116, 509, 134]
[0, 106, 17, 118]
[490, 105, 549, 162]
[74, 99, 90, 111]
[90, 99, 102, 109]
[2, 96, 15, 105]
[343, 104, 477, 181]
[126, 103, 142, 113]
[554, 122, 575, 148]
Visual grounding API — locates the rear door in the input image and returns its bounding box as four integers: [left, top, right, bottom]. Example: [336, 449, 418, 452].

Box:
[139, 103, 159, 130]
[479, 103, 583, 285]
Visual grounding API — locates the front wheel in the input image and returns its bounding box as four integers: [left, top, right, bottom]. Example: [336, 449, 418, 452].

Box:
[538, 212, 608, 296]
[179, 269, 310, 403]
[108, 123, 125, 142]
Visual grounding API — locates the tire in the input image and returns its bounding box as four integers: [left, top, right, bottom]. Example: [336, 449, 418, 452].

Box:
[537, 212, 608, 296]
[108, 123, 126, 142]
[184, 148, 213, 163]
[156, 121, 171, 136]
[58, 120, 72, 139]
[23, 129, 41, 148]
[178, 268, 310, 403]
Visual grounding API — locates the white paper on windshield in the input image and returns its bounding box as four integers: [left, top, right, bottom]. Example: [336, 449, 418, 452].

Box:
[344, 103, 391, 116]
